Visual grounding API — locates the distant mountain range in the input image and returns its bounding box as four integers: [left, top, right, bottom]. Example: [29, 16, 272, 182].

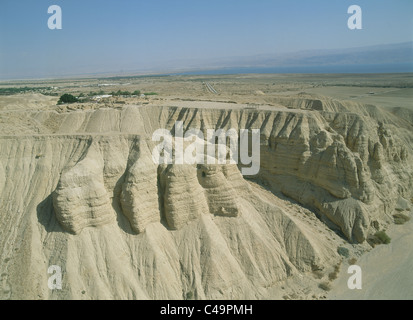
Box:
[3, 42, 411, 80]
[160, 41, 413, 74]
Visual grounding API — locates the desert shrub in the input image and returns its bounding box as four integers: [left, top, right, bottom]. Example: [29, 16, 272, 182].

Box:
[337, 247, 350, 258]
[328, 261, 341, 281]
[185, 291, 193, 300]
[328, 263, 341, 281]
[0, 86, 50, 95]
[367, 235, 380, 247]
[312, 270, 324, 279]
[374, 231, 391, 244]
[328, 272, 337, 281]
[318, 282, 331, 291]
[393, 213, 411, 225]
[111, 90, 133, 96]
[57, 94, 78, 104]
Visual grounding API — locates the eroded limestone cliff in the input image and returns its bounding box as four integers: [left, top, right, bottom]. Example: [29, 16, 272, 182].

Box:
[1, 97, 412, 299]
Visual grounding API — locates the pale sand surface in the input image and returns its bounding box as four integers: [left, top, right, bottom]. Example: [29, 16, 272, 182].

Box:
[328, 215, 413, 300]
[305, 87, 413, 110]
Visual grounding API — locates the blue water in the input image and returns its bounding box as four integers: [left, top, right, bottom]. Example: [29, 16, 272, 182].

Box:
[173, 63, 413, 75]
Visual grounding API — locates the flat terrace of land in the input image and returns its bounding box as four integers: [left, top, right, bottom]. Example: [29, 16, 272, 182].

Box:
[1, 73, 412, 111]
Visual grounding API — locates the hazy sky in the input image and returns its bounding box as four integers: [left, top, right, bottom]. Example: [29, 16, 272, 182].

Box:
[1, 0, 412, 79]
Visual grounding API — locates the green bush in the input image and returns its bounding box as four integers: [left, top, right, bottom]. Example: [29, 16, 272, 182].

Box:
[0, 86, 51, 96]
[337, 247, 350, 258]
[375, 231, 391, 244]
[58, 94, 79, 104]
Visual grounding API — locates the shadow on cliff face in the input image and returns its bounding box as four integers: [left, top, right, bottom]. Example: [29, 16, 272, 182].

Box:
[112, 172, 139, 236]
[36, 194, 64, 234]
[157, 172, 171, 232]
